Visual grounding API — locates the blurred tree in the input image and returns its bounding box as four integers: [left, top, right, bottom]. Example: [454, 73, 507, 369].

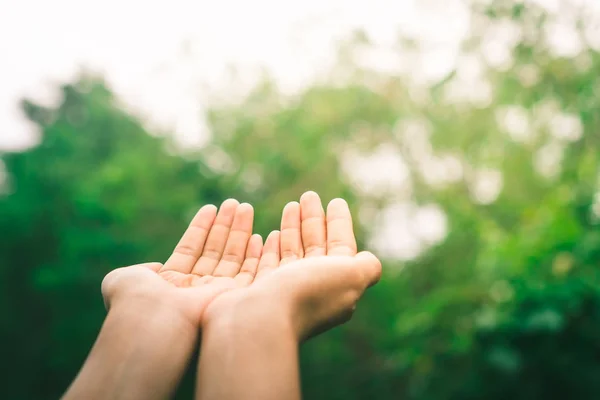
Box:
[199, 1, 600, 399]
[2, 1, 600, 399]
[0, 77, 228, 399]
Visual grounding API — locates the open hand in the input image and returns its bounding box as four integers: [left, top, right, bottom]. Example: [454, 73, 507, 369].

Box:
[101, 199, 277, 328]
[203, 192, 382, 340]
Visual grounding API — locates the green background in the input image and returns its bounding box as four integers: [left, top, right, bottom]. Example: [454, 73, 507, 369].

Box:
[2, 2, 600, 399]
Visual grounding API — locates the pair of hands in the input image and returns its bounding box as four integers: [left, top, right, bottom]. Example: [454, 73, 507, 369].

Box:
[101, 191, 382, 341]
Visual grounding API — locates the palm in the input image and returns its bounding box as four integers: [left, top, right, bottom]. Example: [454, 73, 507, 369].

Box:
[103, 192, 358, 327]
[202, 192, 359, 327]
[102, 265, 243, 325]
[102, 199, 280, 325]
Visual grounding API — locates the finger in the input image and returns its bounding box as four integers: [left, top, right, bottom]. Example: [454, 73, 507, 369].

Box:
[326, 198, 357, 256]
[234, 234, 263, 286]
[355, 251, 382, 288]
[280, 201, 303, 265]
[212, 203, 255, 277]
[161, 205, 218, 273]
[300, 191, 326, 257]
[141, 262, 164, 272]
[255, 230, 280, 279]
[192, 199, 239, 276]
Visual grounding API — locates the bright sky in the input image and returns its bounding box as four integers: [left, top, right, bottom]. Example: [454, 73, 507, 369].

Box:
[1, 0, 597, 149]
[0, 0, 474, 151]
[1, 0, 598, 259]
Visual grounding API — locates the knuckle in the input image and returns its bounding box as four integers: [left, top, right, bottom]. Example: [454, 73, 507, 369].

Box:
[212, 270, 232, 278]
[158, 270, 178, 282]
[303, 243, 326, 254]
[280, 250, 299, 260]
[201, 248, 221, 260]
[327, 238, 346, 248]
[220, 252, 242, 264]
[173, 244, 197, 256]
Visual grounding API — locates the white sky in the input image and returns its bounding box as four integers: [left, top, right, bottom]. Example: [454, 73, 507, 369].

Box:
[0, 0, 597, 151]
[0, 0, 473, 151]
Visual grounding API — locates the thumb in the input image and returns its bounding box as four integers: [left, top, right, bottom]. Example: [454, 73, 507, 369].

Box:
[355, 251, 382, 288]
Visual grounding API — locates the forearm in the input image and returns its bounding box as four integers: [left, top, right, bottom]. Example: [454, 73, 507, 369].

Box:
[64, 303, 197, 400]
[196, 296, 301, 400]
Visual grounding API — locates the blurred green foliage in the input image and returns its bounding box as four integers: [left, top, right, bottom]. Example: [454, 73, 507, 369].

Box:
[2, 1, 600, 399]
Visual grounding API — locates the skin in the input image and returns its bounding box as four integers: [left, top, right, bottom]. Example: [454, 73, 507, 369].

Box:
[196, 192, 382, 400]
[63, 199, 267, 400]
[63, 192, 381, 400]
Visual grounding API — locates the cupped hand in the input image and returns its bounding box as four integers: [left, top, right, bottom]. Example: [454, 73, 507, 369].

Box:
[203, 192, 382, 341]
[100, 199, 279, 328]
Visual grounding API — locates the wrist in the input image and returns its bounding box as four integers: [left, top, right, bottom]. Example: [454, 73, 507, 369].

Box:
[113, 301, 196, 335]
[197, 288, 302, 400]
[65, 301, 198, 400]
[108, 291, 199, 336]
[202, 287, 298, 341]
